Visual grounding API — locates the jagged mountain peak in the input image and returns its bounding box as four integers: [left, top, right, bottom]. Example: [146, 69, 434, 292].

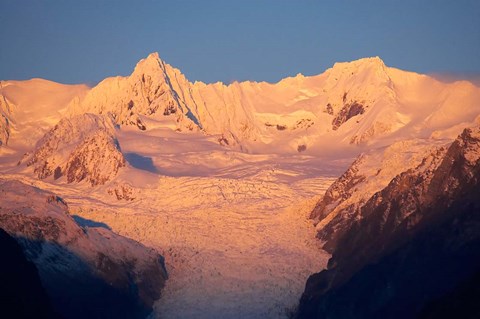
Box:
[143, 51, 161, 62]
[326, 56, 391, 88]
[132, 52, 162, 75]
[67, 51, 201, 133]
[134, 52, 165, 74]
[132, 52, 184, 80]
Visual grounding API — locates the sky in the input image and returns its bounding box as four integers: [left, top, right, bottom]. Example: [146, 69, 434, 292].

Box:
[1, 0, 479, 84]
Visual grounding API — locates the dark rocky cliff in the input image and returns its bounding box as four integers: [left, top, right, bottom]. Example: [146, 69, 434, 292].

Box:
[297, 126, 480, 318]
[0, 228, 60, 319]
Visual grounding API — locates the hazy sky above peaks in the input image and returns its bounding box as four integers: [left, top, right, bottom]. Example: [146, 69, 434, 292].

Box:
[1, 0, 479, 84]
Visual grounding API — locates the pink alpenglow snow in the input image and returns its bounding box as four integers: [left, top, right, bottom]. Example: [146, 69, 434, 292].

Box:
[1, 53, 479, 319]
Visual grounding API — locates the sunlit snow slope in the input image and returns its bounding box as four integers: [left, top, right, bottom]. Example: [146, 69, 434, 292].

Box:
[0, 79, 88, 151]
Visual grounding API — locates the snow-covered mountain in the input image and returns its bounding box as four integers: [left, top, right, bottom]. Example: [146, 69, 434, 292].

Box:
[298, 125, 480, 318]
[0, 179, 168, 318]
[21, 113, 125, 186]
[66, 53, 480, 154]
[1, 53, 480, 318]
[1, 53, 479, 157]
[1, 53, 478, 173]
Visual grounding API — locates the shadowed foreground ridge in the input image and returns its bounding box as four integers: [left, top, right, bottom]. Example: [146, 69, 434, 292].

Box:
[297, 126, 480, 319]
[0, 180, 168, 319]
[0, 228, 60, 319]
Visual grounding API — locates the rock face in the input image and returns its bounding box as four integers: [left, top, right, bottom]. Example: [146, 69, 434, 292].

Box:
[25, 113, 125, 186]
[0, 83, 12, 147]
[0, 113, 9, 147]
[298, 126, 480, 318]
[0, 180, 168, 319]
[419, 269, 480, 318]
[0, 228, 60, 319]
[331, 100, 365, 131]
[310, 138, 448, 251]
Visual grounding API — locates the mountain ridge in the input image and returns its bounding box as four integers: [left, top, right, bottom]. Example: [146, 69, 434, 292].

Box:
[2, 53, 479, 157]
[64, 53, 479, 153]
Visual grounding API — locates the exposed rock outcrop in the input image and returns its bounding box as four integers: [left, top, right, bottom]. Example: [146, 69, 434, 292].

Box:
[25, 113, 125, 186]
[107, 183, 137, 201]
[0, 84, 12, 147]
[332, 100, 365, 130]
